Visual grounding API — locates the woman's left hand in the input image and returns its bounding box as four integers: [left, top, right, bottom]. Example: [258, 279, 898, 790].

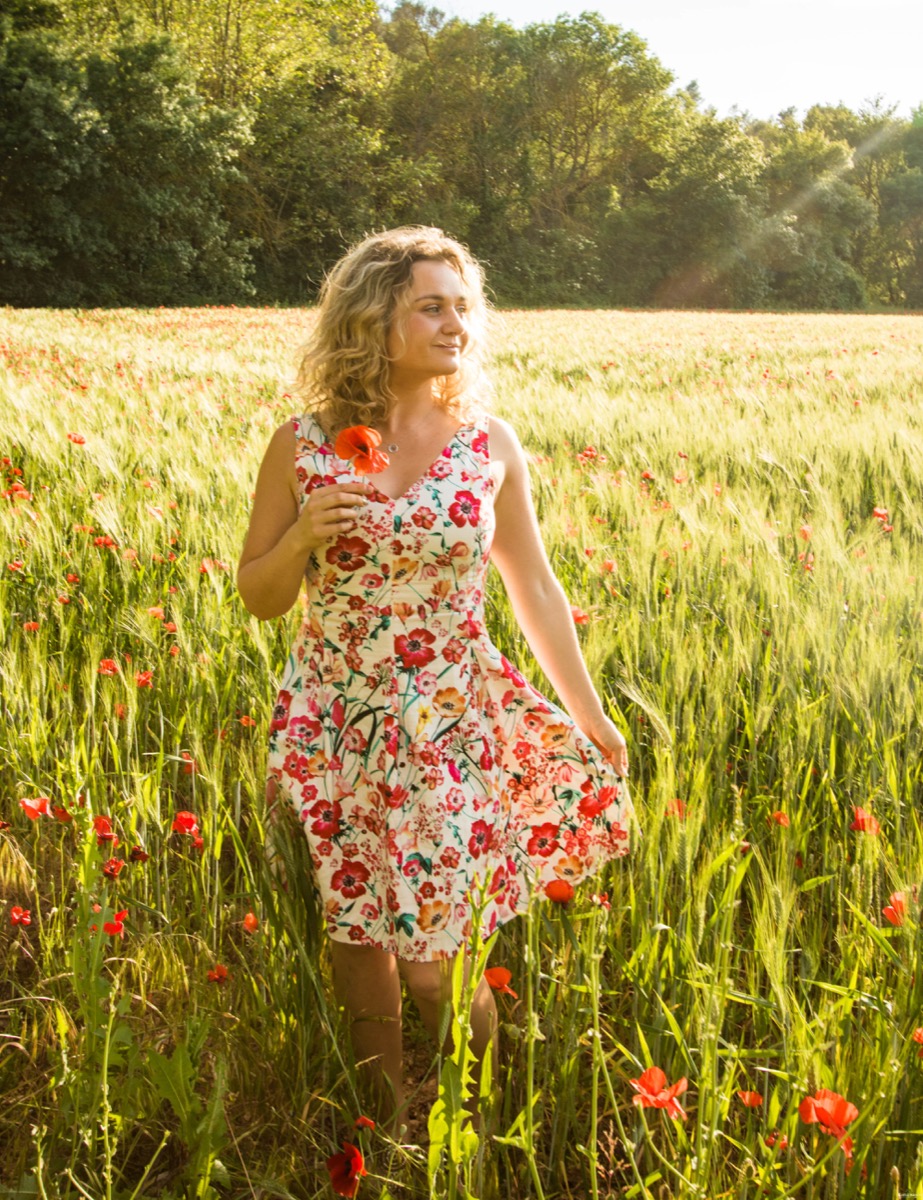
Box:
[587, 718, 629, 778]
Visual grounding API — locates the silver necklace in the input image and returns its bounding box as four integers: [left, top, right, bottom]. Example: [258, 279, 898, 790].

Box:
[386, 441, 399, 453]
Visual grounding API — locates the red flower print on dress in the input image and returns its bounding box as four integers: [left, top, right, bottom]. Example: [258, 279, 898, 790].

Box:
[309, 799, 342, 839]
[527, 822, 560, 857]
[325, 1141, 367, 1197]
[271, 690, 292, 732]
[395, 629, 436, 670]
[578, 785, 619, 819]
[467, 819, 493, 858]
[333, 426, 390, 475]
[326, 535, 371, 572]
[629, 1066, 688, 1120]
[411, 506, 437, 529]
[331, 861, 371, 898]
[448, 489, 480, 527]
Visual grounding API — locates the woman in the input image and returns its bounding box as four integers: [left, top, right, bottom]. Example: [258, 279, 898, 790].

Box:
[238, 226, 631, 1125]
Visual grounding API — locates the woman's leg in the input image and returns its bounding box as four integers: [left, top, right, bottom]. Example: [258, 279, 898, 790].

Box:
[399, 957, 499, 1103]
[329, 941, 404, 1129]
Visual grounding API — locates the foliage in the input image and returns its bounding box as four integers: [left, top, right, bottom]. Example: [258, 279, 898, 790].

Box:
[0, 22, 252, 306]
[1, 0, 922, 307]
[3, 306, 923, 1197]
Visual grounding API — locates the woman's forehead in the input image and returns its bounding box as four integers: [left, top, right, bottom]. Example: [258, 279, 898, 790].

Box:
[407, 258, 467, 300]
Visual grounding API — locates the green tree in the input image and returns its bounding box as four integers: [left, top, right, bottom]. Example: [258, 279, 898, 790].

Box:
[748, 110, 873, 309]
[0, 22, 252, 305]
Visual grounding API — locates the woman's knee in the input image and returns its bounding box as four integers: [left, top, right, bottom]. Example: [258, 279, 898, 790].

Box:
[399, 958, 453, 1009]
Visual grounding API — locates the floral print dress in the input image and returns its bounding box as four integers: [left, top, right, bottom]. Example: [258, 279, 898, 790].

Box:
[267, 414, 632, 962]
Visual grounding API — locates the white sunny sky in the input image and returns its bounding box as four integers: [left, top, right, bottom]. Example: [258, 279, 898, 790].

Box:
[436, 0, 922, 122]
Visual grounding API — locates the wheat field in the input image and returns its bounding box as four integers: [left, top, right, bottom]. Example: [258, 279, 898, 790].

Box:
[2, 305, 923, 1198]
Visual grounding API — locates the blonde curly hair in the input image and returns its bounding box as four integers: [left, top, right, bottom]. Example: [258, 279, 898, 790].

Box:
[295, 226, 490, 435]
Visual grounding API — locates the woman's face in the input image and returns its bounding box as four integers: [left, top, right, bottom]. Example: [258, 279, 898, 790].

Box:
[387, 259, 470, 385]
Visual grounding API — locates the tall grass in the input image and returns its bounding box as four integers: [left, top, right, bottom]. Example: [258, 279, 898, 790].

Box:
[2, 305, 923, 1198]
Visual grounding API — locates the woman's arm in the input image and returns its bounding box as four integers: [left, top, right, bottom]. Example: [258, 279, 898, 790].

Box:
[488, 417, 628, 774]
[237, 422, 370, 620]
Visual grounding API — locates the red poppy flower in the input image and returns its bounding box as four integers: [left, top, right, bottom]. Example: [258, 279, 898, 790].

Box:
[52, 805, 72, 823]
[544, 879, 574, 904]
[102, 857, 123, 879]
[354, 1115, 375, 1131]
[20, 796, 50, 820]
[172, 811, 199, 836]
[850, 806, 880, 835]
[629, 1066, 688, 1120]
[10, 906, 31, 926]
[882, 891, 906, 926]
[333, 426, 390, 475]
[239, 715, 256, 727]
[103, 909, 128, 937]
[912, 1028, 923, 1057]
[93, 815, 118, 846]
[570, 606, 590, 624]
[872, 506, 888, 521]
[207, 963, 228, 983]
[23, 621, 40, 631]
[799, 1088, 858, 1137]
[181, 752, 198, 775]
[666, 797, 686, 819]
[770, 811, 790, 827]
[67, 432, 86, 444]
[484, 966, 518, 998]
[737, 1090, 763, 1108]
[326, 1141, 367, 1197]
[134, 670, 153, 688]
[765, 1130, 789, 1150]
[242, 911, 259, 933]
[394, 629, 436, 670]
[129, 845, 150, 863]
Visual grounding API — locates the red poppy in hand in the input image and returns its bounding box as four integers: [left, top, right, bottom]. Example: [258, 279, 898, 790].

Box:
[334, 426, 390, 475]
[326, 1141, 367, 1197]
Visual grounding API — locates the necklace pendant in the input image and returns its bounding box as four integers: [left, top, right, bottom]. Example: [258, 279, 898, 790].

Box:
[387, 442, 399, 453]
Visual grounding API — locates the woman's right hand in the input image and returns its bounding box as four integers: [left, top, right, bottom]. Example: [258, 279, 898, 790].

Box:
[291, 479, 372, 553]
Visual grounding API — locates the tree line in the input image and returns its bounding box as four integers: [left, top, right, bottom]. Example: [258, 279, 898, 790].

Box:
[2, 0, 922, 309]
